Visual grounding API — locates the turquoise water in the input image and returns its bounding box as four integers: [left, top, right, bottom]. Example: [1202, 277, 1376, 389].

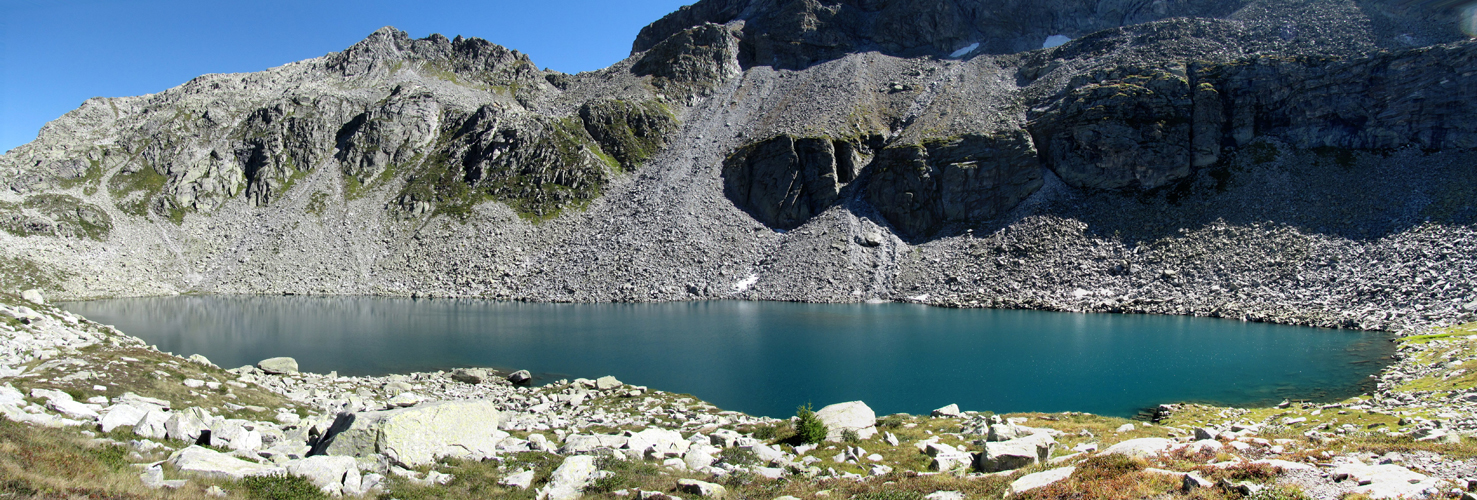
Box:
[61, 296, 1392, 418]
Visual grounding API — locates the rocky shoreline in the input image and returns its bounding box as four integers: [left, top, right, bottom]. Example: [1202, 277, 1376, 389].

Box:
[4, 289, 1477, 499]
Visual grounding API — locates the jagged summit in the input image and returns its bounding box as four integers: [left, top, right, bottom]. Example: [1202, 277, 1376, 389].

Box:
[327, 27, 536, 79]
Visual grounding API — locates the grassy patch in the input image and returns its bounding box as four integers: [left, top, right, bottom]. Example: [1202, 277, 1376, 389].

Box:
[240, 475, 327, 500]
[304, 191, 330, 216]
[0, 255, 65, 293]
[108, 165, 169, 218]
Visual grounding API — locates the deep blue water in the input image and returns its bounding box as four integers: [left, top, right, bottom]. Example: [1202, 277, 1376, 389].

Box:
[61, 296, 1392, 418]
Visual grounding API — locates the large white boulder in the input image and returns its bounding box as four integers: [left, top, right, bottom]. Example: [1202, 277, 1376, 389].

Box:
[560, 434, 630, 454]
[168, 445, 284, 480]
[1010, 467, 1076, 494]
[165, 409, 211, 443]
[99, 404, 151, 433]
[1331, 461, 1448, 499]
[134, 409, 171, 440]
[626, 428, 690, 458]
[257, 357, 299, 375]
[537, 455, 598, 500]
[1101, 438, 1175, 458]
[287, 455, 362, 496]
[322, 399, 505, 467]
[976, 434, 1056, 472]
[814, 401, 877, 442]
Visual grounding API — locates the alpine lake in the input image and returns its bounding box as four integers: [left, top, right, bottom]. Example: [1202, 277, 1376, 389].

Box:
[60, 296, 1393, 419]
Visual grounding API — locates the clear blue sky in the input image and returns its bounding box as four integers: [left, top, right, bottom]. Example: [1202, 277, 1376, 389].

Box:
[0, 0, 692, 153]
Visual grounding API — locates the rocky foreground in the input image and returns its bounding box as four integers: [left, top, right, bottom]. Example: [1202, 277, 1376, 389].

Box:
[4, 290, 1477, 500]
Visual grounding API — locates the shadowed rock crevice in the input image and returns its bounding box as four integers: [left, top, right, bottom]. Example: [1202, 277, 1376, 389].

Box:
[864, 131, 1043, 238]
[722, 135, 881, 230]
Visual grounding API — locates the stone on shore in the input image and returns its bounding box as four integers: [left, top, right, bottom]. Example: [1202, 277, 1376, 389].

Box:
[509, 370, 533, 385]
[168, 445, 284, 480]
[931, 404, 960, 418]
[814, 401, 877, 442]
[595, 376, 623, 390]
[322, 399, 505, 467]
[20, 289, 45, 305]
[257, 357, 299, 375]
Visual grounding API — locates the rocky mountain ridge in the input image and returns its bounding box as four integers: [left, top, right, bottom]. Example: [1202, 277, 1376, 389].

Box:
[1, 0, 1476, 332]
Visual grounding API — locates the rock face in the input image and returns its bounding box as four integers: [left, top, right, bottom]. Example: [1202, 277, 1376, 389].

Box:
[632, 23, 743, 97]
[321, 399, 504, 467]
[632, 0, 1260, 69]
[866, 131, 1043, 237]
[723, 136, 869, 229]
[1028, 68, 1195, 191]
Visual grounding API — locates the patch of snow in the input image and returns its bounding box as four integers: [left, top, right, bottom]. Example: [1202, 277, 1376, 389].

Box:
[1043, 35, 1071, 49]
[733, 275, 760, 292]
[950, 43, 980, 58]
[907, 294, 931, 302]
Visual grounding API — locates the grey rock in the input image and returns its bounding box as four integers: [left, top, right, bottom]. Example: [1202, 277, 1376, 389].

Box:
[168, 445, 284, 480]
[677, 478, 728, 498]
[257, 357, 299, 375]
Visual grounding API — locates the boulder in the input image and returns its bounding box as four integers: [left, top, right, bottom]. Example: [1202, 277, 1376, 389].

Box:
[814, 401, 877, 442]
[321, 399, 505, 467]
[561, 434, 630, 454]
[450, 369, 481, 384]
[500, 469, 536, 490]
[99, 404, 151, 433]
[685, 444, 719, 469]
[164, 410, 211, 443]
[976, 434, 1056, 472]
[594, 376, 623, 390]
[257, 357, 299, 375]
[1010, 467, 1076, 494]
[1331, 461, 1447, 499]
[286, 455, 361, 496]
[677, 478, 727, 498]
[626, 428, 690, 458]
[1193, 427, 1220, 441]
[48, 398, 99, 421]
[168, 445, 284, 480]
[20, 289, 45, 305]
[134, 409, 171, 439]
[1101, 438, 1175, 458]
[538, 455, 598, 500]
[508, 370, 533, 385]
[931, 404, 960, 418]
[209, 419, 263, 452]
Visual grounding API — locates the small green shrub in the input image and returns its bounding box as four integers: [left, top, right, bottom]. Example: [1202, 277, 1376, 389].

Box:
[841, 429, 861, 444]
[718, 447, 758, 467]
[854, 490, 926, 500]
[1247, 486, 1312, 500]
[877, 414, 909, 429]
[240, 474, 327, 500]
[1072, 454, 1146, 481]
[795, 403, 828, 444]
